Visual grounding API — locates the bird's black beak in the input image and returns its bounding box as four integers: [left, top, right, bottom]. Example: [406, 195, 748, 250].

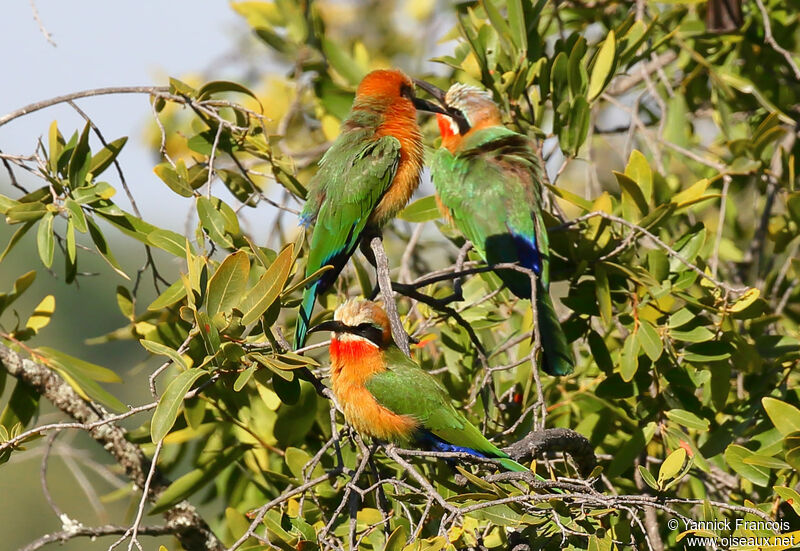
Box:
[308, 320, 347, 334]
[413, 79, 448, 104]
[412, 96, 449, 115]
[411, 79, 449, 115]
[413, 78, 471, 134]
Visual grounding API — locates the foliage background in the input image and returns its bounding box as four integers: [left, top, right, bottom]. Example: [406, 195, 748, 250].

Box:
[1, 1, 800, 550]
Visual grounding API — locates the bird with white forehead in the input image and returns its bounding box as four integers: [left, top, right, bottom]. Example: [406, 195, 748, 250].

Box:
[412, 80, 575, 377]
[309, 298, 527, 471]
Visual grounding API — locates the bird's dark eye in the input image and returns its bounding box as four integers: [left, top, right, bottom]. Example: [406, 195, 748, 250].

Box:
[400, 83, 415, 101]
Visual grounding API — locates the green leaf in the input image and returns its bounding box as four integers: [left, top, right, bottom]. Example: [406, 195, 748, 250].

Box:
[0, 221, 35, 263]
[233, 364, 256, 392]
[742, 454, 790, 470]
[150, 368, 205, 442]
[728, 287, 760, 313]
[665, 409, 710, 431]
[140, 340, 188, 371]
[65, 219, 76, 264]
[64, 199, 88, 233]
[153, 162, 194, 197]
[206, 250, 250, 317]
[658, 448, 686, 486]
[218, 170, 256, 205]
[147, 229, 190, 257]
[587, 330, 614, 374]
[588, 30, 616, 100]
[785, 432, 800, 471]
[0, 194, 19, 214]
[595, 263, 612, 325]
[38, 348, 125, 412]
[762, 398, 800, 436]
[619, 333, 640, 382]
[115, 286, 133, 320]
[195, 311, 221, 355]
[671, 326, 714, 343]
[238, 244, 294, 325]
[546, 184, 593, 211]
[506, 0, 526, 51]
[6, 202, 47, 223]
[37, 347, 121, 383]
[148, 279, 188, 311]
[668, 308, 695, 328]
[36, 213, 55, 268]
[625, 150, 652, 205]
[724, 444, 769, 487]
[88, 137, 127, 177]
[638, 465, 658, 490]
[26, 295, 55, 333]
[607, 423, 655, 478]
[149, 445, 245, 515]
[482, 0, 514, 53]
[774, 486, 800, 516]
[86, 217, 129, 280]
[397, 195, 440, 222]
[637, 320, 662, 361]
[197, 196, 234, 248]
[68, 122, 92, 188]
[48, 120, 64, 174]
[614, 171, 649, 218]
[0, 271, 36, 317]
[0, 382, 40, 429]
[168, 77, 197, 97]
[197, 80, 260, 103]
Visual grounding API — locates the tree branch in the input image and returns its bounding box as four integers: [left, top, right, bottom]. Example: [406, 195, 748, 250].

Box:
[18, 524, 172, 551]
[370, 236, 411, 356]
[0, 342, 222, 551]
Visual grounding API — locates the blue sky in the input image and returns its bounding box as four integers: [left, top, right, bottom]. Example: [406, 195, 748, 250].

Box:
[0, 1, 251, 232]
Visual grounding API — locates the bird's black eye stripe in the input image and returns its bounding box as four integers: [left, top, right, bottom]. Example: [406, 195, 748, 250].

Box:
[452, 110, 471, 134]
[400, 83, 415, 100]
[354, 322, 384, 345]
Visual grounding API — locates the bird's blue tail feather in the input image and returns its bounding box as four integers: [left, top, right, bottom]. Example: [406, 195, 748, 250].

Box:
[294, 283, 319, 349]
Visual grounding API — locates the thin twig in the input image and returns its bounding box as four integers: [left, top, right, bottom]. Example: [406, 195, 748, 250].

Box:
[370, 236, 411, 356]
[28, 0, 56, 47]
[754, 0, 800, 80]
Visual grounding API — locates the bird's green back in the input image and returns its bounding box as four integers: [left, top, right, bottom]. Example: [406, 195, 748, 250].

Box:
[431, 126, 551, 289]
[365, 346, 518, 464]
[302, 132, 400, 279]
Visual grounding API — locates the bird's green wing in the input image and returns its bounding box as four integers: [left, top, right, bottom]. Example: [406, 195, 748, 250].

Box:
[431, 126, 550, 290]
[304, 133, 400, 280]
[365, 347, 510, 459]
[295, 133, 400, 347]
[432, 127, 574, 376]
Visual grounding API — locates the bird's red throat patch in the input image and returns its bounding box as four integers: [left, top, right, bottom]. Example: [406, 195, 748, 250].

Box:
[436, 113, 456, 139]
[329, 337, 381, 375]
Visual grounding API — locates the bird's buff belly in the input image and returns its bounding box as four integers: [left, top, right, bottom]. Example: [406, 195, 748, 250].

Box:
[337, 386, 417, 443]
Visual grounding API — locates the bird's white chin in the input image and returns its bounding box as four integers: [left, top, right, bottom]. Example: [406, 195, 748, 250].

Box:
[334, 333, 379, 347]
[448, 117, 460, 136]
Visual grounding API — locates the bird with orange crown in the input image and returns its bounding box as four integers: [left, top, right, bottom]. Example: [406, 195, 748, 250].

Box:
[309, 298, 528, 472]
[294, 69, 445, 349]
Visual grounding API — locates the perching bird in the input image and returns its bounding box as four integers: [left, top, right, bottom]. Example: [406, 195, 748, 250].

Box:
[309, 299, 527, 472]
[294, 69, 445, 349]
[416, 81, 574, 376]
